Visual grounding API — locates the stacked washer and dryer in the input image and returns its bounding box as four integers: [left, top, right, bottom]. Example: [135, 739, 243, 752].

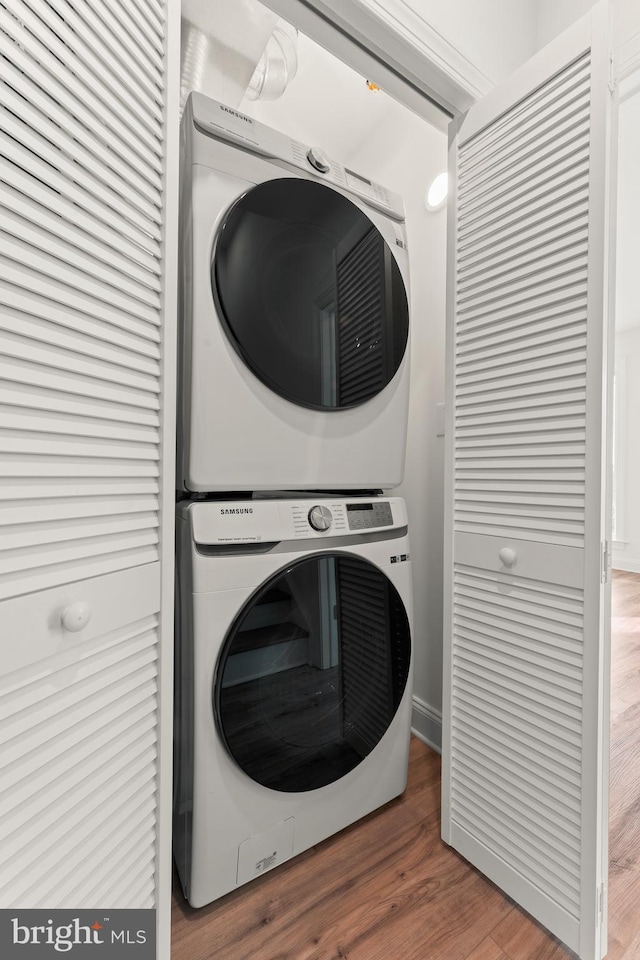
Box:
[174, 92, 415, 908]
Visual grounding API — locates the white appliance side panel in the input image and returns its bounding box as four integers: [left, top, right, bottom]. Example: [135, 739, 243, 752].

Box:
[443, 5, 614, 960]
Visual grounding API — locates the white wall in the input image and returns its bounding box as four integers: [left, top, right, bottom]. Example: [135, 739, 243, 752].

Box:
[398, 0, 539, 85]
[616, 84, 640, 331]
[613, 328, 640, 572]
[536, 0, 640, 51]
[612, 80, 640, 571]
[239, 32, 401, 159]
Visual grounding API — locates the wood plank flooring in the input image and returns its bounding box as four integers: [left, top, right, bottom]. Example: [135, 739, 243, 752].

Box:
[171, 570, 640, 960]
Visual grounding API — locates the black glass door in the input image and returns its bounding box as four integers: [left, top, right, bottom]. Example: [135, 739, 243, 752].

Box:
[213, 179, 409, 410]
[213, 554, 411, 793]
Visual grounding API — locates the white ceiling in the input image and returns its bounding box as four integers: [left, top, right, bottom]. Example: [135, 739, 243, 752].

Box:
[616, 86, 640, 332]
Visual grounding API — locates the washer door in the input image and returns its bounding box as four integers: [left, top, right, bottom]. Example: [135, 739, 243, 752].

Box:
[212, 179, 409, 410]
[213, 553, 411, 793]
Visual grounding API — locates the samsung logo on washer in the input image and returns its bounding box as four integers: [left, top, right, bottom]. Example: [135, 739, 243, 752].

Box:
[220, 508, 253, 515]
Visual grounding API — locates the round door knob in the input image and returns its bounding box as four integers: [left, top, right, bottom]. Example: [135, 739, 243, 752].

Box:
[61, 601, 92, 633]
[498, 547, 517, 567]
[307, 147, 331, 173]
[308, 505, 333, 532]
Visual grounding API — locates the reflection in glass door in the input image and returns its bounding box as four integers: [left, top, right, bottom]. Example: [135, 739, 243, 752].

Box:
[214, 554, 411, 793]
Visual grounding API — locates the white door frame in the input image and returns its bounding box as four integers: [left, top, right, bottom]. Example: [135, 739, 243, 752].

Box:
[259, 0, 493, 128]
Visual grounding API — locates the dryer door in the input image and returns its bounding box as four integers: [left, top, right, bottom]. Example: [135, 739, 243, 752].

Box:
[212, 179, 409, 410]
[213, 553, 411, 792]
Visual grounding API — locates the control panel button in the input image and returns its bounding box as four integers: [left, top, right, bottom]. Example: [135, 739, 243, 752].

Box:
[307, 147, 331, 174]
[308, 505, 333, 532]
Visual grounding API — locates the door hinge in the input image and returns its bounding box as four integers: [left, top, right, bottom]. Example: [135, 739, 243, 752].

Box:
[601, 540, 610, 583]
[608, 53, 617, 94]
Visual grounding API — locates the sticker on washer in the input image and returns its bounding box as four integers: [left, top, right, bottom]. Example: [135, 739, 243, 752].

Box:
[256, 852, 278, 873]
[390, 553, 410, 563]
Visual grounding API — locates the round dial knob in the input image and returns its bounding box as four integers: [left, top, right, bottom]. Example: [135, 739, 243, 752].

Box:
[308, 505, 333, 532]
[307, 147, 331, 174]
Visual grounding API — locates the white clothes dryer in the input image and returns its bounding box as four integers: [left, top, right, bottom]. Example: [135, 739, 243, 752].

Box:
[174, 496, 413, 907]
[178, 93, 411, 493]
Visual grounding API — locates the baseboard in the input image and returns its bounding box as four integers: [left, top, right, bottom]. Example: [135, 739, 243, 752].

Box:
[411, 696, 442, 754]
[613, 557, 640, 574]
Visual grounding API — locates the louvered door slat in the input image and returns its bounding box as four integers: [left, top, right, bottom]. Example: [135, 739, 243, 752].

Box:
[444, 7, 614, 959]
[0, 362, 160, 413]
[34, 0, 164, 105]
[0, 60, 162, 205]
[2, 208, 161, 310]
[0, 42, 161, 191]
[0, 386, 160, 428]
[0, 87, 160, 224]
[0, 166, 161, 278]
[0, 284, 160, 348]
[0, 310, 159, 371]
[460, 131, 591, 220]
[459, 151, 591, 234]
[458, 315, 586, 353]
[457, 58, 590, 173]
[459, 223, 590, 286]
[137, 0, 165, 33]
[0, 7, 161, 161]
[0, 0, 178, 936]
[107, 0, 165, 61]
[0, 337, 158, 395]
[54, 0, 164, 90]
[10, 0, 163, 137]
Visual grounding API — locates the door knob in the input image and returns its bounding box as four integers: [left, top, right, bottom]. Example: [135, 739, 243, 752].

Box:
[61, 602, 92, 633]
[498, 547, 516, 567]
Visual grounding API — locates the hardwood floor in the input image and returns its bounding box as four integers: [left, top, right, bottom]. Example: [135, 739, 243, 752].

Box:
[171, 570, 640, 960]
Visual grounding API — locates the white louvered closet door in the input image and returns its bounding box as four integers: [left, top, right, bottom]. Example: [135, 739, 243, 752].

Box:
[442, 4, 615, 960]
[0, 0, 178, 950]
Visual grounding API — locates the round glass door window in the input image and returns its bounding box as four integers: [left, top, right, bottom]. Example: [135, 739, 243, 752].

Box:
[212, 179, 409, 410]
[213, 554, 411, 793]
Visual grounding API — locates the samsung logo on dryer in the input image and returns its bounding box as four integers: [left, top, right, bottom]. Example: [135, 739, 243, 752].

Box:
[220, 105, 253, 124]
[220, 508, 254, 515]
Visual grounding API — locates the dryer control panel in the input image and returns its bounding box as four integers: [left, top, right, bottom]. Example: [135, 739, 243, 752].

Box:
[188, 92, 405, 222]
[186, 497, 407, 546]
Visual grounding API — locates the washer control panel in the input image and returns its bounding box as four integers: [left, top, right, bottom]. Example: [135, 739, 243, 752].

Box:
[308, 504, 333, 531]
[306, 147, 331, 173]
[188, 498, 404, 546]
[346, 501, 393, 531]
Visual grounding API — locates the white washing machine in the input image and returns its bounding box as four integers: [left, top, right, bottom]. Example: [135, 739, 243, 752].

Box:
[178, 92, 411, 493]
[174, 496, 413, 907]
